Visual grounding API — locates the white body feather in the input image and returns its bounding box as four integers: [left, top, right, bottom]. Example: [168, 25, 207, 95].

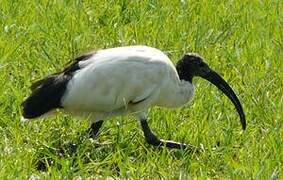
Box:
[61, 46, 195, 121]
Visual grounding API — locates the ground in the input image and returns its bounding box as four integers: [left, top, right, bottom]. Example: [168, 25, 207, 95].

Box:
[0, 0, 282, 179]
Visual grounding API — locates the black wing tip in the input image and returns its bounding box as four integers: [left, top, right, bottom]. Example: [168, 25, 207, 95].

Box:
[21, 98, 41, 119]
[22, 50, 95, 119]
[30, 75, 56, 91]
[21, 74, 69, 119]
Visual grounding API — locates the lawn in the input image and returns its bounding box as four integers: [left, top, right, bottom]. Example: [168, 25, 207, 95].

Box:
[0, 0, 282, 179]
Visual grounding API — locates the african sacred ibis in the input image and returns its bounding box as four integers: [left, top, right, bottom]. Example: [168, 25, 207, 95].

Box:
[22, 45, 246, 149]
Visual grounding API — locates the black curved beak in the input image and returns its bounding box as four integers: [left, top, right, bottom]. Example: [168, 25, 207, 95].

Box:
[201, 69, 246, 130]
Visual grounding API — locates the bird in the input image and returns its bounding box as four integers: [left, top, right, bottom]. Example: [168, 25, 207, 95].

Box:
[22, 45, 246, 150]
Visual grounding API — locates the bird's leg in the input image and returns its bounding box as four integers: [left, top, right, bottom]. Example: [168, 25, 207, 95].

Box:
[139, 118, 198, 151]
[140, 119, 163, 146]
[56, 121, 104, 157]
[89, 120, 104, 139]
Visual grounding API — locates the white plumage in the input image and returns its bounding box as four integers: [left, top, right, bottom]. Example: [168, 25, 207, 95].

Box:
[62, 46, 194, 121]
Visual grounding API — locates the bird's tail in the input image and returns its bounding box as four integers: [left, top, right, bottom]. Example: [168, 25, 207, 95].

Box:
[22, 74, 70, 119]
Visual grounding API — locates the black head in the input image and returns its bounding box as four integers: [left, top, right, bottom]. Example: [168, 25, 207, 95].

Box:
[176, 53, 246, 130]
[176, 53, 212, 82]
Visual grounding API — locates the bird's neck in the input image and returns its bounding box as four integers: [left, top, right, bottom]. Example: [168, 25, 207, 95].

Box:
[175, 62, 193, 83]
[174, 79, 195, 107]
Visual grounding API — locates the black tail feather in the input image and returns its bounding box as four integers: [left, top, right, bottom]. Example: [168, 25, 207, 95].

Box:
[22, 74, 70, 119]
[22, 51, 94, 119]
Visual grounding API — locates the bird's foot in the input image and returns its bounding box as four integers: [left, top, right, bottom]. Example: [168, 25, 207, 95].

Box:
[89, 121, 104, 139]
[139, 118, 200, 152]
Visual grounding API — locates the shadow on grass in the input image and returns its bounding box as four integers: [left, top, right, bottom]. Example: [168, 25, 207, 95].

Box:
[33, 129, 219, 175]
[33, 129, 115, 172]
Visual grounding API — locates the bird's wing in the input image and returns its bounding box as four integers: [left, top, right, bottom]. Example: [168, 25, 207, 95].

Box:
[30, 50, 96, 91]
[61, 46, 173, 113]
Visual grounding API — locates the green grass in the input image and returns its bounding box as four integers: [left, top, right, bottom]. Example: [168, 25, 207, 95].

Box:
[0, 0, 282, 179]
